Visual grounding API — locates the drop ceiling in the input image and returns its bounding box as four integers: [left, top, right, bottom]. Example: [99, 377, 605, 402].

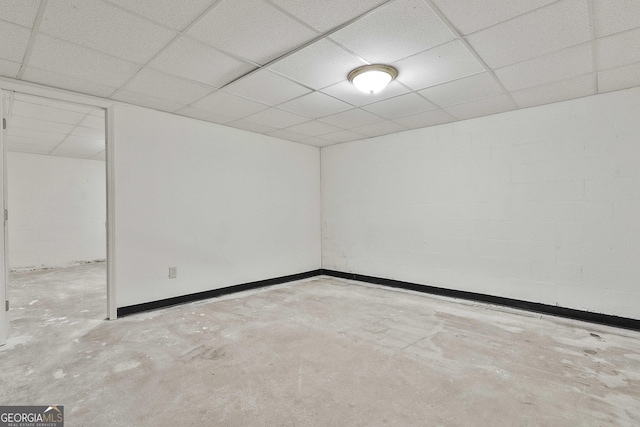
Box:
[0, 0, 639, 149]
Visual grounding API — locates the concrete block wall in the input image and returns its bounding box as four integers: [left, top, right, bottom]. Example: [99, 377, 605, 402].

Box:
[7, 152, 106, 269]
[322, 87, 640, 319]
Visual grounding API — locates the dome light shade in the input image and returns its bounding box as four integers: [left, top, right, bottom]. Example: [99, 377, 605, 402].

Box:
[348, 64, 398, 94]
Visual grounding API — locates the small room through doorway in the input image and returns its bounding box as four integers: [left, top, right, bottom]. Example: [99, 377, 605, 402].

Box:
[2, 91, 107, 341]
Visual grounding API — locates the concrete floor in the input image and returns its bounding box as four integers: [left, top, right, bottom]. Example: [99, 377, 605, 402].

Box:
[1, 263, 640, 426]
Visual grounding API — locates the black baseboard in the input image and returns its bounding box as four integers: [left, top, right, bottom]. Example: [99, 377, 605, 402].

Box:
[321, 270, 640, 332]
[117, 269, 323, 317]
[117, 268, 640, 332]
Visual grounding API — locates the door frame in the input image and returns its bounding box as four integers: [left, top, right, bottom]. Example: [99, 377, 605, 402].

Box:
[0, 78, 117, 346]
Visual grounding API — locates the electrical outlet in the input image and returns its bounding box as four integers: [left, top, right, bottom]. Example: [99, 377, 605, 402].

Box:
[169, 267, 177, 279]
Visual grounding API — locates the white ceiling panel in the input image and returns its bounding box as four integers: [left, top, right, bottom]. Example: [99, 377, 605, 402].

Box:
[187, 0, 318, 64]
[352, 120, 407, 137]
[431, 0, 557, 35]
[112, 90, 187, 113]
[394, 40, 485, 90]
[363, 93, 437, 119]
[444, 94, 516, 120]
[192, 91, 269, 118]
[90, 150, 106, 161]
[28, 34, 140, 87]
[224, 70, 311, 106]
[466, 0, 591, 69]
[593, 0, 640, 38]
[511, 74, 595, 108]
[70, 125, 105, 140]
[40, 0, 177, 63]
[598, 62, 640, 93]
[6, 142, 53, 155]
[244, 108, 308, 129]
[285, 120, 342, 137]
[300, 136, 334, 147]
[320, 129, 367, 143]
[175, 106, 237, 124]
[106, 0, 217, 30]
[393, 108, 455, 129]
[0, 59, 21, 78]
[0, 0, 41, 27]
[21, 66, 119, 98]
[266, 129, 308, 142]
[0, 20, 32, 62]
[50, 139, 105, 159]
[318, 108, 384, 129]
[269, 39, 366, 90]
[278, 92, 352, 118]
[120, 68, 215, 105]
[329, 0, 456, 63]
[269, 0, 388, 32]
[149, 37, 255, 88]
[11, 100, 87, 124]
[227, 119, 278, 135]
[7, 127, 67, 145]
[78, 114, 105, 130]
[596, 27, 640, 70]
[320, 80, 410, 107]
[10, 116, 75, 135]
[418, 72, 503, 107]
[17, 94, 95, 114]
[495, 43, 593, 92]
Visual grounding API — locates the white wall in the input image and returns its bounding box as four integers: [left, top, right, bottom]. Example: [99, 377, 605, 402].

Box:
[322, 87, 640, 320]
[113, 105, 321, 308]
[7, 152, 106, 269]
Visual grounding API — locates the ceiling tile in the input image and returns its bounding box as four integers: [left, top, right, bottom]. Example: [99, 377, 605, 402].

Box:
[106, 0, 217, 30]
[266, 129, 308, 142]
[418, 72, 503, 107]
[329, 0, 455, 63]
[6, 142, 52, 155]
[394, 40, 485, 90]
[320, 129, 366, 143]
[243, 108, 308, 129]
[318, 108, 384, 129]
[512, 74, 595, 108]
[224, 69, 311, 106]
[187, 0, 318, 64]
[15, 93, 94, 114]
[40, 0, 177, 63]
[431, 0, 557, 35]
[598, 62, 640, 93]
[285, 120, 342, 136]
[597, 27, 640, 70]
[0, 0, 41, 27]
[10, 116, 75, 135]
[22, 67, 119, 98]
[495, 43, 593, 92]
[7, 127, 67, 145]
[363, 93, 437, 119]
[593, 0, 640, 38]
[466, 0, 591, 69]
[320, 80, 410, 107]
[0, 58, 22, 78]
[393, 108, 455, 129]
[278, 92, 352, 118]
[444, 94, 516, 120]
[191, 91, 269, 118]
[11, 100, 87, 124]
[227, 119, 278, 135]
[269, 39, 366, 90]
[352, 120, 407, 137]
[50, 139, 104, 159]
[112, 90, 187, 112]
[71, 125, 104, 139]
[269, 0, 387, 32]
[174, 106, 237, 124]
[120, 68, 215, 105]
[78, 114, 105, 130]
[90, 150, 106, 161]
[148, 37, 255, 88]
[300, 137, 334, 147]
[28, 34, 140, 87]
[0, 20, 31, 62]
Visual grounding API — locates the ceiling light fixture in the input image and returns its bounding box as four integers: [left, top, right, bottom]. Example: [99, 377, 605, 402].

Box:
[348, 64, 398, 95]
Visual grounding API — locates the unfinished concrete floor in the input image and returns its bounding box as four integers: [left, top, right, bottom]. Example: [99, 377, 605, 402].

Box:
[1, 263, 640, 426]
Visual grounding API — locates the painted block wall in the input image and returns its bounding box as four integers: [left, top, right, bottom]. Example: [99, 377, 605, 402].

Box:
[7, 152, 106, 269]
[113, 104, 321, 308]
[322, 87, 640, 320]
